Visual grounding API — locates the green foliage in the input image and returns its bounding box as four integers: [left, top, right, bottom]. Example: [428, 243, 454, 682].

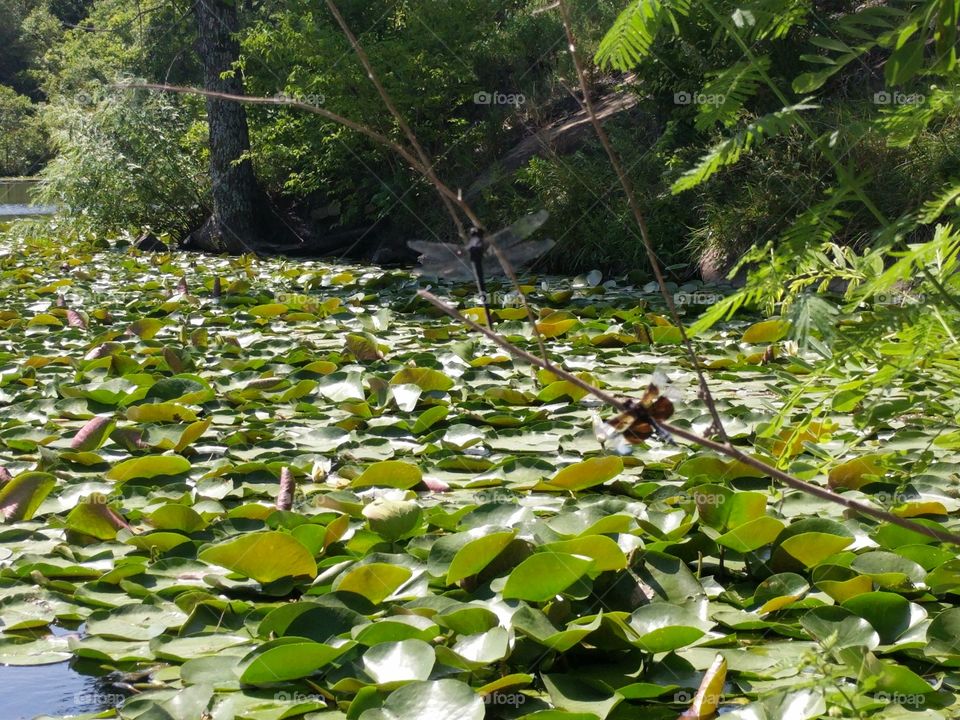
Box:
[37, 85, 207, 236]
[594, 0, 691, 71]
[0, 238, 959, 717]
[0, 0, 67, 95]
[594, 0, 960, 281]
[671, 100, 818, 193]
[239, 0, 575, 236]
[513, 117, 698, 274]
[0, 84, 47, 174]
[696, 58, 771, 130]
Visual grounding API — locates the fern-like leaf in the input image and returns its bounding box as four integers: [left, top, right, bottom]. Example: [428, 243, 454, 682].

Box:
[875, 85, 959, 148]
[696, 58, 771, 130]
[787, 293, 838, 355]
[671, 101, 818, 193]
[852, 223, 960, 310]
[688, 287, 759, 336]
[732, 0, 811, 41]
[594, 0, 690, 71]
[919, 182, 960, 225]
[791, 4, 902, 93]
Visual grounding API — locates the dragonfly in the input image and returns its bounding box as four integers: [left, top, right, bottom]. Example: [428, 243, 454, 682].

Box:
[594, 368, 679, 454]
[408, 210, 553, 325]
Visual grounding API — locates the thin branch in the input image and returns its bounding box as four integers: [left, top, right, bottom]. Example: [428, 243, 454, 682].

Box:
[323, 0, 467, 241]
[489, 243, 549, 360]
[318, 4, 550, 348]
[418, 289, 960, 546]
[127, 80, 551, 351]
[555, 1, 729, 445]
[120, 82, 476, 221]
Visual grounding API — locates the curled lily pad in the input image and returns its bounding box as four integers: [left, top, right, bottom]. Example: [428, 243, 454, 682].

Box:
[0, 471, 56, 521]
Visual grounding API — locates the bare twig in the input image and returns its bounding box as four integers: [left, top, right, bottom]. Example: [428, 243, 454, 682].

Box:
[555, 1, 729, 444]
[121, 82, 473, 217]
[418, 289, 960, 546]
[488, 243, 550, 360]
[323, 0, 467, 241]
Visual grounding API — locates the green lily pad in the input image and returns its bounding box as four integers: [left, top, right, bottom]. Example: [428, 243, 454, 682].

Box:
[358, 679, 484, 720]
[352, 460, 423, 489]
[502, 552, 594, 602]
[363, 638, 436, 684]
[240, 638, 352, 684]
[106, 454, 191, 482]
[199, 531, 317, 582]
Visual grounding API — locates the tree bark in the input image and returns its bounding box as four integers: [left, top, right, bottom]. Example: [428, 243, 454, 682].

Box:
[193, 0, 271, 253]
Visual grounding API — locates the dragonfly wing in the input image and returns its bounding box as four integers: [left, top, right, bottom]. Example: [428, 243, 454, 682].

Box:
[650, 367, 671, 388]
[486, 209, 550, 250]
[407, 240, 475, 280]
[593, 412, 634, 455]
[481, 238, 555, 275]
[649, 367, 683, 403]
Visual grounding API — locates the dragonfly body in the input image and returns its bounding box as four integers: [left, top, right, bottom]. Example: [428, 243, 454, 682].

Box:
[595, 369, 678, 453]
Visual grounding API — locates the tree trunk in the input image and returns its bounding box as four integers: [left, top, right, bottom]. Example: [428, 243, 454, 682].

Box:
[192, 0, 271, 254]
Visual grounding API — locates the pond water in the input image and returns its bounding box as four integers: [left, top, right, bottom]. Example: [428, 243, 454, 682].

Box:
[0, 178, 57, 217]
[0, 663, 124, 719]
[0, 625, 127, 719]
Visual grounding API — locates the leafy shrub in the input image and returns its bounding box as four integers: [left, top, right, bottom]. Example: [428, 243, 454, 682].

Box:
[37, 84, 208, 237]
[0, 84, 47, 175]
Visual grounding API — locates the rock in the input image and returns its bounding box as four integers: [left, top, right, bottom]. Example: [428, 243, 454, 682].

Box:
[134, 231, 168, 252]
[698, 245, 730, 283]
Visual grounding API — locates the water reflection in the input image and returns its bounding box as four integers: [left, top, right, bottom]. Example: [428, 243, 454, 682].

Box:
[0, 179, 56, 217]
